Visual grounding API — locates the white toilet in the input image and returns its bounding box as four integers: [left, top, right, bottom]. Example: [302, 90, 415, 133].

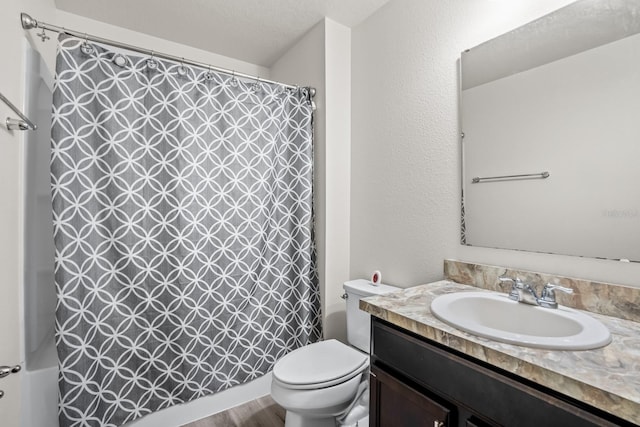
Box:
[271, 279, 399, 427]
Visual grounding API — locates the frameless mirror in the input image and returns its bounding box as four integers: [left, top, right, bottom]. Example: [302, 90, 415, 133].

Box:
[461, 0, 640, 262]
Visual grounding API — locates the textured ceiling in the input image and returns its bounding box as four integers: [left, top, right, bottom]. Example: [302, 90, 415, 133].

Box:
[54, 0, 390, 66]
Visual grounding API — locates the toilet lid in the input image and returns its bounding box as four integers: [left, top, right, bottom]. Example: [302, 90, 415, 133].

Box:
[273, 339, 368, 388]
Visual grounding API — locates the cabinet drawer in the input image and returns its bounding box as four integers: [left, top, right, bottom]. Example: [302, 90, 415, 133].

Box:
[372, 319, 627, 427]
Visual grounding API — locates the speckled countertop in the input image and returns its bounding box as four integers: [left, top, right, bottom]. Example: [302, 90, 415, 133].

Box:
[360, 280, 640, 425]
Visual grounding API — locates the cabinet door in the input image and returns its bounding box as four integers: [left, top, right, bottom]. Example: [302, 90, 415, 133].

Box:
[370, 366, 452, 427]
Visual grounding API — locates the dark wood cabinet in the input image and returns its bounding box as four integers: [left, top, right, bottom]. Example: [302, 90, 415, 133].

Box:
[370, 318, 636, 427]
[465, 417, 493, 427]
[370, 365, 451, 427]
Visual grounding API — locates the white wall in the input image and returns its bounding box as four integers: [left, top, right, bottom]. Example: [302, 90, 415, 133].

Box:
[271, 18, 352, 341]
[322, 20, 351, 341]
[351, 0, 640, 288]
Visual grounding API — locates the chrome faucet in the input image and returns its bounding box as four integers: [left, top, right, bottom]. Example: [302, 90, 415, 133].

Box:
[498, 277, 573, 309]
[538, 283, 574, 309]
[498, 276, 525, 302]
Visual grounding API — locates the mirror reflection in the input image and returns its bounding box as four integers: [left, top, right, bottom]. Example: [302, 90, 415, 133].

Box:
[461, 0, 640, 261]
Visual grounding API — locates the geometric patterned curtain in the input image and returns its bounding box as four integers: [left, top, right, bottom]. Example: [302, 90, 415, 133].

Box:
[50, 35, 321, 427]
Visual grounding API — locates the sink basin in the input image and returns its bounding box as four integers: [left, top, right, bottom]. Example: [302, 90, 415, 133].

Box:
[430, 292, 611, 350]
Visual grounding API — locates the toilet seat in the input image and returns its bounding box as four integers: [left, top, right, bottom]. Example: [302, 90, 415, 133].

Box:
[273, 339, 368, 390]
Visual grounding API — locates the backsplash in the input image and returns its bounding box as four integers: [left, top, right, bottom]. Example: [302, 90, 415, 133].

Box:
[444, 259, 640, 323]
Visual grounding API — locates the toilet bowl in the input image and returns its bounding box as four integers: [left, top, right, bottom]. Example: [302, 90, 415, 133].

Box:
[271, 339, 368, 426]
[271, 279, 400, 427]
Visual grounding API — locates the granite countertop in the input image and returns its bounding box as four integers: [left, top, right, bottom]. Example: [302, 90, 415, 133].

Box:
[360, 280, 640, 425]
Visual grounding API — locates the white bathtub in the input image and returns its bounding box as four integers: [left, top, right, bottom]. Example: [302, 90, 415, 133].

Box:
[20, 346, 272, 427]
[20, 42, 271, 427]
[19, 326, 270, 427]
[21, 360, 58, 427]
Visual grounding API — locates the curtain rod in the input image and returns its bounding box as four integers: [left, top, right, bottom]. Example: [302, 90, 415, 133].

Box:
[20, 12, 315, 96]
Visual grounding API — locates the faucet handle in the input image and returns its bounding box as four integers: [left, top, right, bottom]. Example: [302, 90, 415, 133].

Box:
[542, 283, 574, 296]
[498, 276, 525, 288]
[498, 276, 519, 285]
[539, 283, 574, 308]
[498, 276, 522, 301]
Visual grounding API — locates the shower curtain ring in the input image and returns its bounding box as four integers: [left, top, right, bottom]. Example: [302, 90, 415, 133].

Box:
[80, 33, 93, 54]
[146, 50, 158, 69]
[230, 70, 238, 87]
[177, 57, 187, 76]
[205, 65, 214, 81]
[252, 76, 261, 92]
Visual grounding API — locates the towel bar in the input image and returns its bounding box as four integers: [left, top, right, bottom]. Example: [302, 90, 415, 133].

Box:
[471, 171, 549, 183]
[0, 91, 37, 131]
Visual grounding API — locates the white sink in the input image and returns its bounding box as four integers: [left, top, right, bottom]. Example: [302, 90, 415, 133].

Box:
[430, 292, 611, 350]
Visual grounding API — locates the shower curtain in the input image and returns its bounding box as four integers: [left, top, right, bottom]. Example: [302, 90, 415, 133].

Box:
[50, 35, 321, 427]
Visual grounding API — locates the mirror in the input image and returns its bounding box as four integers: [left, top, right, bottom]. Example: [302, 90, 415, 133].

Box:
[461, 0, 640, 262]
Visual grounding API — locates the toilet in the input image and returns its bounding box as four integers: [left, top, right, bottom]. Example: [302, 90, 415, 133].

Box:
[271, 279, 400, 427]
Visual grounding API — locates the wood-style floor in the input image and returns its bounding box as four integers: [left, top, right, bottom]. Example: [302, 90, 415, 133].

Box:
[181, 395, 285, 427]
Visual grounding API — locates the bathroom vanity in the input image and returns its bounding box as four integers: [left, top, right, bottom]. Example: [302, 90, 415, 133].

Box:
[370, 319, 631, 427]
[362, 260, 640, 427]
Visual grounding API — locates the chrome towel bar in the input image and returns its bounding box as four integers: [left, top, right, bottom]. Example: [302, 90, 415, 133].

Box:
[0, 91, 37, 131]
[471, 171, 549, 183]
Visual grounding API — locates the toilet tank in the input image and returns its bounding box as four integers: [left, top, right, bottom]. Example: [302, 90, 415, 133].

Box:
[344, 279, 400, 353]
